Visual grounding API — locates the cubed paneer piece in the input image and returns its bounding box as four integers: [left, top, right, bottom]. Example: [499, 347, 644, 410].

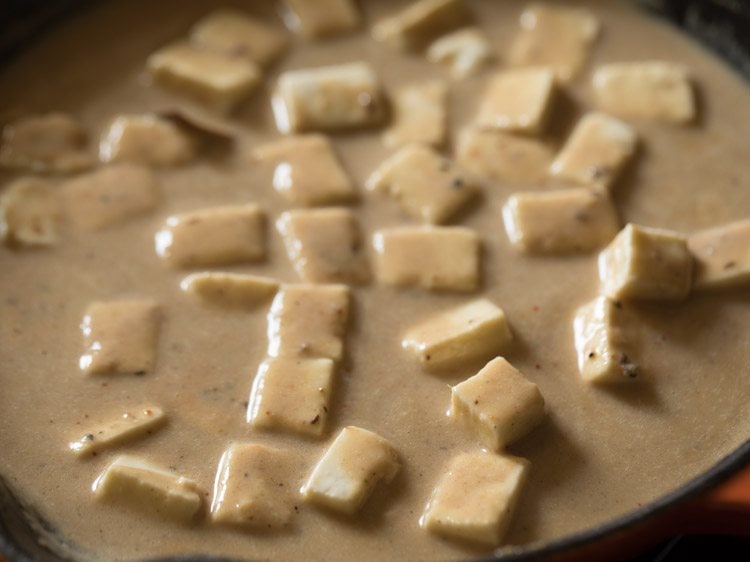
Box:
[372, 0, 469, 51]
[180, 272, 279, 308]
[272, 62, 386, 133]
[154, 205, 266, 268]
[383, 81, 447, 148]
[421, 452, 529, 546]
[550, 112, 638, 189]
[573, 297, 638, 383]
[402, 299, 512, 372]
[301, 426, 400, 514]
[598, 223, 693, 301]
[80, 300, 161, 375]
[0, 177, 61, 247]
[247, 357, 334, 437]
[689, 219, 750, 291]
[510, 3, 600, 81]
[457, 127, 554, 186]
[366, 145, 478, 224]
[373, 226, 480, 291]
[277, 208, 370, 284]
[451, 357, 545, 450]
[0, 113, 93, 173]
[69, 406, 166, 457]
[148, 43, 261, 114]
[61, 164, 159, 231]
[190, 9, 288, 66]
[267, 284, 350, 361]
[283, 0, 361, 38]
[426, 27, 494, 79]
[99, 115, 195, 167]
[593, 62, 695, 123]
[92, 455, 203, 522]
[210, 443, 299, 528]
[253, 135, 356, 206]
[476, 68, 556, 135]
[502, 188, 620, 254]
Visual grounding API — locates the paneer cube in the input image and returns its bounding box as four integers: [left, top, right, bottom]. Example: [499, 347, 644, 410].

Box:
[366, 145, 478, 224]
[148, 43, 261, 114]
[372, 0, 469, 51]
[450, 357, 545, 450]
[277, 208, 370, 284]
[301, 426, 400, 514]
[598, 223, 693, 301]
[210, 443, 299, 528]
[373, 226, 480, 291]
[476, 68, 556, 135]
[0, 177, 61, 247]
[99, 115, 195, 167]
[253, 135, 356, 206]
[61, 164, 159, 231]
[69, 406, 166, 457]
[502, 188, 620, 254]
[426, 27, 494, 79]
[402, 299, 512, 372]
[383, 81, 447, 148]
[80, 300, 161, 375]
[421, 452, 529, 546]
[688, 219, 750, 291]
[247, 357, 334, 437]
[272, 62, 386, 133]
[593, 62, 695, 123]
[180, 272, 279, 308]
[267, 284, 350, 362]
[92, 455, 203, 522]
[154, 205, 266, 268]
[510, 3, 600, 82]
[573, 297, 638, 383]
[282, 0, 361, 38]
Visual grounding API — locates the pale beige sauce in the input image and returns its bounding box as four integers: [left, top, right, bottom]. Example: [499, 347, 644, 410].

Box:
[1, 1, 749, 561]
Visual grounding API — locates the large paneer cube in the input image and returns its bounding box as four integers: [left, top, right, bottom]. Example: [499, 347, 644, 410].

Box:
[688, 219, 750, 291]
[450, 357, 545, 450]
[0, 177, 61, 247]
[383, 81, 447, 148]
[99, 115, 195, 167]
[283, 0, 361, 38]
[180, 272, 280, 308]
[372, 0, 468, 51]
[426, 27, 494, 79]
[69, 406, 166, 457]
[599, 223, 693, 301]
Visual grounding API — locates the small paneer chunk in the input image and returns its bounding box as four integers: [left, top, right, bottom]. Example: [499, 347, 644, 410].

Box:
[0, 113, 93, 173]
[476, 68, 556, 135]
[502, 188, 620, 254]
[277, 208, 369, 284]
[247, 357, 334, 437]
[510, 3, 600, 81]
[254, 135, 356, 206]
[155, 205, 266, 268]
[210, 443, 299, 529]
[366, 145, 478, 224]
[402, 299, 512, 372]
[301, 426, 400, 514]
[92, 455, 203, 522]
[550, 112, 638, 189]
[190, 9, 288, 66]
[0, 177, 61, 247]
[180, 272, 279, 308]
[61, 164, 159, 231]
[421, 452, 529, 546]
[373, 226, 480, 291]
[267, 284, 350, 362]
[593, 62, 695, 123]
[426, 27, 494, 79]
[272, 62, 386, 133]
[282, 0, 361, 38]
[573, 297, 638, 383]
[598, 223, 693, 301]
[99, 115, 195, 167]
[80, 300, 161, 375]
[69, 406, 166, 457]
[372, 0, 468, 51]
[450, 357, 545, 450]
[148, 43, 261, 114]
[383, 81, 447, 148]
[689, 219, 750, 291]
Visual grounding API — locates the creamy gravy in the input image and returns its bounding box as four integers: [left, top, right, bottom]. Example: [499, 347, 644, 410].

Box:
[1, 1, 750, 561]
